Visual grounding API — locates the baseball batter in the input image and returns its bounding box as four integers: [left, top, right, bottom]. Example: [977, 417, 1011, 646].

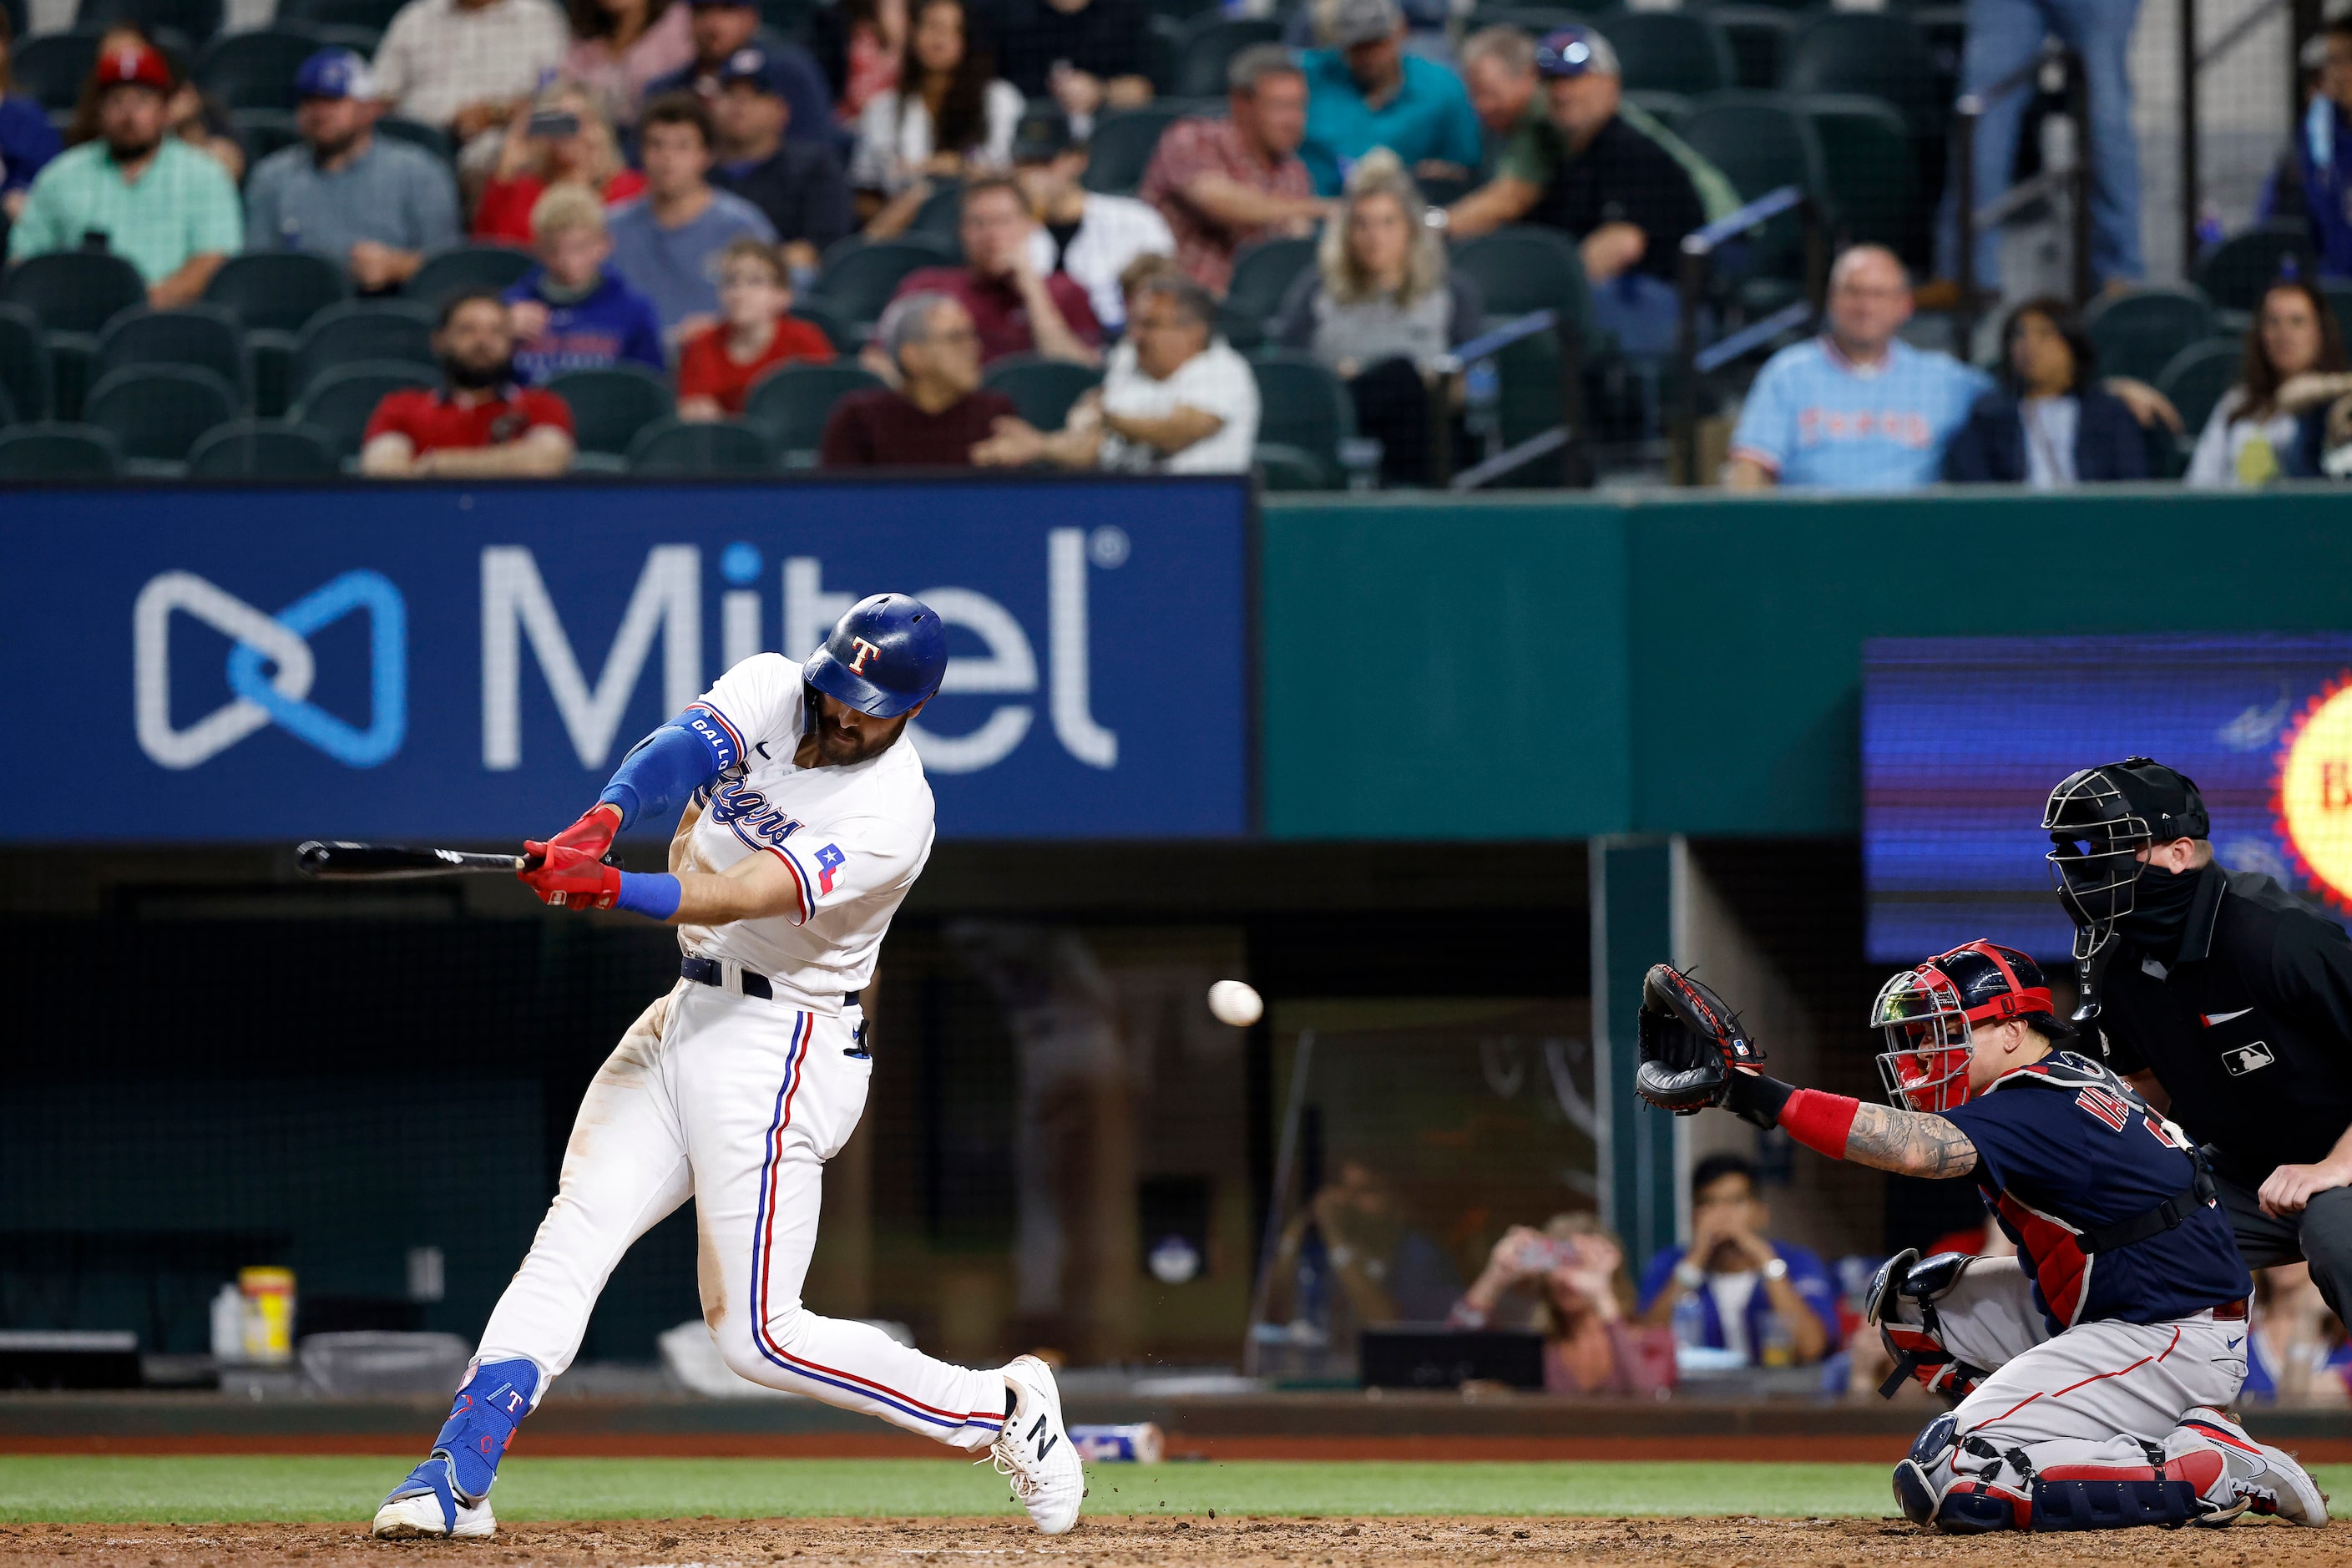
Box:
[372, 594, 1084, 1540]
[1636, 946, 2327, 1534]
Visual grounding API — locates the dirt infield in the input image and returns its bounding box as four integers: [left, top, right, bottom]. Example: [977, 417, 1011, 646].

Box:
[0, 1515, 2334, 1566]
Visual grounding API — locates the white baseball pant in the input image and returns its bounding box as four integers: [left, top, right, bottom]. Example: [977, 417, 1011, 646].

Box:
[474, 972, 1008, 1449]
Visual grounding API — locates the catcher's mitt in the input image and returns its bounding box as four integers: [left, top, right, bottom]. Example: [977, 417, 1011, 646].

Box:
[1634, 964, 1764, 1114]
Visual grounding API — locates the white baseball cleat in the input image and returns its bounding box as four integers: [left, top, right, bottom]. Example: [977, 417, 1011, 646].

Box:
[372, 1452, 498, 1540]
[2182, 1408, 2330, 1527]
[989, 1355, 1084, 1535]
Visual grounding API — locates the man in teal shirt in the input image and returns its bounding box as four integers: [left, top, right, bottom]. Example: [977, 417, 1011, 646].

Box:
[1298, 0, 1482, 196]
[8, 43, 240, 304]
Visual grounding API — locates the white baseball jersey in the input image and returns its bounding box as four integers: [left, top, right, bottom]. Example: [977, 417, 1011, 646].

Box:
[672, 653, 934, 1008]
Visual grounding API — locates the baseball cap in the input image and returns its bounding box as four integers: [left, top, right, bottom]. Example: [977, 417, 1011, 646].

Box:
[1322, 0, 1401, 48]
[1009, 105, 1073, 164]
[294, 47, 375, 102]
[94, 43, 172, 94]
[716, 46, 787, 95]
[1535, 25, 1621, 78]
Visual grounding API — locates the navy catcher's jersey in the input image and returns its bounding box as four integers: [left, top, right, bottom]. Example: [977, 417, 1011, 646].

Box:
[1940, 1051, 2250, 1333]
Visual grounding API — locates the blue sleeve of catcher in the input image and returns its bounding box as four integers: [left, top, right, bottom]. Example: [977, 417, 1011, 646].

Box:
[615, 872, 682, 921]
[598, 709, 736, 829]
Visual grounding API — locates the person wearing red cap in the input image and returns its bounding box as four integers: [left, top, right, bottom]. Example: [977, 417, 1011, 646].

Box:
[7, 42, 240, 303]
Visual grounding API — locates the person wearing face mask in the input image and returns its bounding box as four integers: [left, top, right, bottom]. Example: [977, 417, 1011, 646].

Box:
[2045, 758, 2352, 1327]
[361, 289, 577, 477]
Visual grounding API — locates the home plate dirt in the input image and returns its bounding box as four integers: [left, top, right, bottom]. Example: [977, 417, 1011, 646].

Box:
[0, 1516, 2334, 1565]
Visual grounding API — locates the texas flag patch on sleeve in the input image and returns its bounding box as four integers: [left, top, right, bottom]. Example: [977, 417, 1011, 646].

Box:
[815, 843, 846, 894]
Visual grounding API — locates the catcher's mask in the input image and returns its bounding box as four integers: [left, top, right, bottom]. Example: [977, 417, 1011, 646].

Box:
[2042, 757, 2208, 961]
[1873, 941, 2068, 1114]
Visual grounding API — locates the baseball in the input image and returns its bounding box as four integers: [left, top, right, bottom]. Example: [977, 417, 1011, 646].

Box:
[1207, 979, 1263, 1027]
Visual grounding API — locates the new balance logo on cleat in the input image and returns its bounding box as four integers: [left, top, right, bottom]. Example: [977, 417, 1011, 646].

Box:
[989, 1355, 1084, 1535]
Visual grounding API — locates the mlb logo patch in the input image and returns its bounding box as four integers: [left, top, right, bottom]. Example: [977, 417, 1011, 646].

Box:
[2221, 1040, 2275, 1077]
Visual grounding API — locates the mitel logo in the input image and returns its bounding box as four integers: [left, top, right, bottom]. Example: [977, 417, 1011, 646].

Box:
[134, 570, 407, 769]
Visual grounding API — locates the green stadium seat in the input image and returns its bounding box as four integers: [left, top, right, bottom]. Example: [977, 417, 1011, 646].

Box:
[1463, 7, 1592, 38]
[1083, 104, 1186, 195]
[1611, 11, 1734, 97]
[195, 28, 321, 111]
[1709, 6, 1797, 93]
[627, 416, 776, 474]
[1251, 439, 1328, 492]
[544, 364, 675, 457]
[1226, 236, 1318, 332]
[1780, 13, 1942, 139]
[13, 33, 97, 112]
[906, 177, 965, 245]
[0, 380, 17, 424]
[3, 250, 148, 336]
[809, 238, 956, 329]
[76, 0, 224, 40]
[204, 250, 351, 334]
[232, 108, 303, 168]
[0, 302, 55, 421]
[273, 0, 407, 33]
[1449, 225, 1591, 325]
[744, 362, 884, 463]
[788, 298, 861, 355]
[0, 421, 124, 478]
[1802, 94, 1918, 260]
[2195, 221, 2321, 315]
[984, 355, 1103, 429]
[185, 418, 341, 478]
[2083, 285, 2217, 386]
[94, 304, 250, 407]
[83, 363, 240, 472]
[1682, 91, 1826, 284]
[1168, 16, 1280, 99]
[289, 301, 437, 403]
[1247, 350, 1354, 488]
[1624, 90, 1695, 135]
[291, 358, 435, 457]
[377, 116, 456, 166]
[406, 245, 535, 306]
[2155, 337, 2243, 442]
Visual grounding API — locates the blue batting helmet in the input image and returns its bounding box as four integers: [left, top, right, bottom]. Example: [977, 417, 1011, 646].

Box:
[802, 594, 948, 719]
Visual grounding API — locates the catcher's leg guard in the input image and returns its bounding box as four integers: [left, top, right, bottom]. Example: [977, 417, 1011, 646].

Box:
[1891, 1412, 1960, 1525]
[1865, 1249, 1989, 1402]
[2029, 1448, 2230, 1532]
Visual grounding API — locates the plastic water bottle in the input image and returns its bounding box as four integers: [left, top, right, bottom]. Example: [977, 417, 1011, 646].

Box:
[1670, 1283, 1708, 1350]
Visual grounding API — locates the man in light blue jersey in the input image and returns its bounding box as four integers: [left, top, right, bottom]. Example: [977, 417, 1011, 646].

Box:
[1726, 245, 1991, 491]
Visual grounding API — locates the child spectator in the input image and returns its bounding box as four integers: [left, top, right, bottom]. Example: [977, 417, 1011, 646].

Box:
[473, 85, 645, 245]
[502, 183, 667, 384]
[676, 237, 836, 417]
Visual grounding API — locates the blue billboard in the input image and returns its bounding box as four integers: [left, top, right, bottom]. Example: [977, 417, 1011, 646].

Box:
[1863, 633, 2352, 962]
[0, 478, 1252, 841]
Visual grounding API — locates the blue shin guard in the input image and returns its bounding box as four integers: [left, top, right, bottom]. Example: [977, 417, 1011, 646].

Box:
[412, 1358, 539, 1504]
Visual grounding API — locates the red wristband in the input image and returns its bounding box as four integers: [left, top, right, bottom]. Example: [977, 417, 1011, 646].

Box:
[1780, 1088, 1861, 1160]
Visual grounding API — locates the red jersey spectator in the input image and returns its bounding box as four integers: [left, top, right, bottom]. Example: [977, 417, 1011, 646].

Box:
[1139, 43, 1323, 293]
[677, 236, 836, 417]
[885, 175, 1100, 366]
[362, 289, 576, 476]
[473, 84, 646, 243]
[821, 290, 1014, 465]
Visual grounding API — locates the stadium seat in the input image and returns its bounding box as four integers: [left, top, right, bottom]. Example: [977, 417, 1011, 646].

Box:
[1251, 439, 1328, 492]
[1247, 350, 1354, 488]
[94, 304, 249, 406]
[1682, 92, 1826, 284]
[406, 245, 535, 306]
[1450, 225, 1591, 324]
[1624, 90, 1694, 135]
[194, 28, 320, 112]
[626, 416, 776, 474]
[743, 362, 883, 464]
[2, 250, 148, 336]
[1227, 235, 1318, 332]
[290, 358, 434, 458]
[0, 421, 124, 478]
[82, 363, 240, 472]
[204, 250, 351, 334]
[1803, 94, 1918, 260]
[1709, 6, 1797, 93]
[2154, 337, 2243, 441]
[788, 297, 860, 355]
[1083, 104, 1186, 196]
[1780, 13, 1942, 140]
[74, 0, 223, 45]
[2083, 285, 2217, 386]
[2195, 221, 2321, 315]
[907, 178, 964, 245]
[1168, 16, 1279, 99]
[984, 355, 1103, 429]
[0, 380, 17, 425]
[1610, 11, 1734, 98]
[288, 301, 437, 403]
[377, 116, 457, 165]
[544, 365, 675, 457]
[185, 417, 341, 478]
[13, 33, 97, 112]
[273, 0, 407, 33]
[808, 238, 955, 329]
[0, 302, 55, 422]
[233, 107, 302, 168]
[1463, 7, 1592, 38]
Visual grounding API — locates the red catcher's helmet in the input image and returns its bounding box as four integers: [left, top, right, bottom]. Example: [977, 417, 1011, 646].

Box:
[1872, 941, 2070, 1114]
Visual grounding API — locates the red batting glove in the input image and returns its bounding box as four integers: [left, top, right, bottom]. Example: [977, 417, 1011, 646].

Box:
[545, 803, 622, 861]
[518, 842, 623, 909]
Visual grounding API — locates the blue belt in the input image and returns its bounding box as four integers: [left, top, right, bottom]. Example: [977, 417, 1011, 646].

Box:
[681, 955, 857, 1008]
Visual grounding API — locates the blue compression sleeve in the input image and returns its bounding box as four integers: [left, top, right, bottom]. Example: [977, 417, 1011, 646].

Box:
[599, 709, 737, 828]
[614, 872, 682, 921]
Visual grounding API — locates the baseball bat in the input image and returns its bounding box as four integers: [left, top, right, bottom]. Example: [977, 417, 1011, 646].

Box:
[295, 840, 529, 879]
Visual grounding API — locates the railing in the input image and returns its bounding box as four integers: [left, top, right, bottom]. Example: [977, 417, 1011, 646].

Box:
[1954, 41, 2089, 351]
[1669, 185, 1827, 485]
[1424, 309, 1590, 490]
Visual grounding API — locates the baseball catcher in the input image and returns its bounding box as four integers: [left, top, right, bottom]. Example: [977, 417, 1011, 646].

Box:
[1636, 948, 2327, 1533]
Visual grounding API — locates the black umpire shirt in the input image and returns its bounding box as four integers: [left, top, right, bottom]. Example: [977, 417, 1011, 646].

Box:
[1533, 114, 1705, 283]
[715, 142, 853, 257]
[2097, 864, 2352, 1187]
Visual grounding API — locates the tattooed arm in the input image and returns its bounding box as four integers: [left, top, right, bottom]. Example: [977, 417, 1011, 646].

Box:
[1842, 1102, 1979, 1179]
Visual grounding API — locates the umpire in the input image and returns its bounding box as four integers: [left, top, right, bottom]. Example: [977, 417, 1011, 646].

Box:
[2044, 757, 2352, 1318]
